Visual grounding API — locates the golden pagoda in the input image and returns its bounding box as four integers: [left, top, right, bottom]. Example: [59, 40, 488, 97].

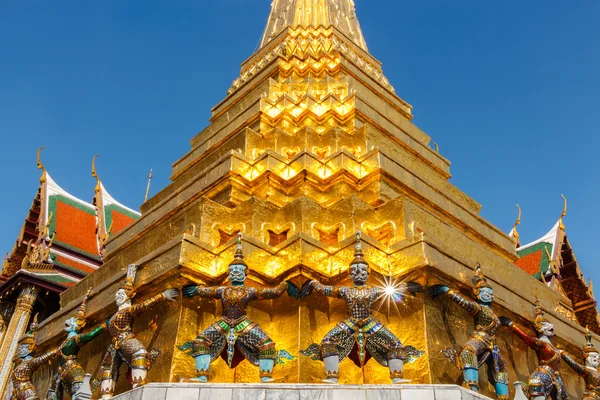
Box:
[8, 1, 595, 398]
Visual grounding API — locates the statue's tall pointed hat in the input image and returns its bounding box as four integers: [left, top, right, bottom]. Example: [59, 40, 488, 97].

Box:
[74, 287, 93, 329]
[121, 264, 138, 299]
[18, 313, 39, 347]
[583, 327, 599, 355]
[350, 231, 369, 266]
[229, 233, 248, 269]
[533, 299, 550, 333]
[471, 263, 491, 296]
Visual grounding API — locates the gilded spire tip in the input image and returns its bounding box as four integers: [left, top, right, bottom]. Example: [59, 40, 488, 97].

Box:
[261, 0, 368, 51]
[37, 146, 47, 184]
[92, 154, 101, 194]
[559, 194, 567, 230]
[512, 204, 521, 244]
[144, 168, 153, 203]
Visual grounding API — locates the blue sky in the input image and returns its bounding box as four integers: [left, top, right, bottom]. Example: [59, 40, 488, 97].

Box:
[0, 1, 598, 293]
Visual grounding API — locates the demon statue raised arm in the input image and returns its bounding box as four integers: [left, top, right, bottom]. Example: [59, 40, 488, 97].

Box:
[429, 264, 509, 399]
[47, 288, 107, 400]
[306, 232, 423, 384]
[99, 264, 179, 399]
[181, 233, 289, 383]
[500, 300, 568, 400]
[561, 328, 600, 400]
[9, 315, 60, 400]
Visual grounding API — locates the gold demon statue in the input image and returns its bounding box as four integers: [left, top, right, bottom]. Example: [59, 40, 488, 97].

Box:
[8, 315, 59, 400]
[99, 264, 178, 399]
[47, 288, 107, 400]
[501, 300, 567, 400]
[181, 233, 290, 383]
[430, 265, 509, 399]
[561, 327, 600, 400]
[306, 232, 423, 384]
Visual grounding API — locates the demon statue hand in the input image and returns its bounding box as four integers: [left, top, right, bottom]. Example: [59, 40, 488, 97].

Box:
[9, 315, 60, 400]
[100, 264, 179, 399]
[429, 264, 509, 399]
[560, 327, 600, 400]
[500, 300, 568, 400]
[307, 232, 423, 384]
[47, 288, 107, 400]
[181, 233, 288, 383]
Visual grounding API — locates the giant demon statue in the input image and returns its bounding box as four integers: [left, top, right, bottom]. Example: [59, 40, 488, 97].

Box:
[307, 232, 423, 384]
[9, 315, 59, 400]
[47, 288, 106, 400]
[501, 300, 568, 400]
[182, 234, 290, 382]
[100, 264, 179, 399]
[430, 265, 509, 399]
[561, 328, 600, 400]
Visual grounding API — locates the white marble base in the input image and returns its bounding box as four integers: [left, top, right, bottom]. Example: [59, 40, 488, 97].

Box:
[112, 383, 492, 400]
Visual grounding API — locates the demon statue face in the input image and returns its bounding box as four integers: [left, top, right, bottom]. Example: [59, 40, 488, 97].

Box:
[350, 262, 369, 285]
[540, 321, 555, 338]
[229, 263, 247, 285]
[115, 289, 129, 308]
[477, 287, 494, 304]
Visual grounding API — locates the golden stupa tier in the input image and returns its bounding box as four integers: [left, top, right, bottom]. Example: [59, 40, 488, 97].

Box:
[29, 3, 593, 399]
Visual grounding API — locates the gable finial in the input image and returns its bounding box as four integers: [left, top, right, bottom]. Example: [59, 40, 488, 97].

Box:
[558, 194, 567, 230]
[36, 146, 47, 184]
[512, 204, 521, 245]
[92, 154, 101, 194]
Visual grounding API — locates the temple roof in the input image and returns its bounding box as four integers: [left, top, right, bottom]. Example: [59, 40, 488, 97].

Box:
[1, 152, 140, 294]
[261, 0, 368, 51]
[515, 221, 560, 279]
[93, 181, 140, 256]
[512, 215, 600, 333]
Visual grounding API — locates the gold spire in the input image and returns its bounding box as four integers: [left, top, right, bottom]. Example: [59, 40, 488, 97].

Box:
[261, 0, 368, 50]
[144, 168, 153, 203]
[512, 204, 521, 245]
[230, 232, 248, 269]
[351, 231, 368, 266]
[559, 194, 567, 230]
[533, 299, 549, 333]
[471, 263, 491, 296]
[36, 146, 46, 184]
[584, 326, 598, 355]
[74, 287, 92, 329]
[92, 154, 101, 194]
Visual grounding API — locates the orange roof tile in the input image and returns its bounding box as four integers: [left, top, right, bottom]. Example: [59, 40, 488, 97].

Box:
[54, 255, 96, 275]
[110, 209, 136, 235]
[52, 198, 98, 257]
[515, 250, 543, 275]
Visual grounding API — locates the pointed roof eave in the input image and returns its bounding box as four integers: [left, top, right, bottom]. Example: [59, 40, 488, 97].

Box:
[3, 161, 47, 277]
[556, 234, 600, 333]
[261, 0, 369, 51]
[508, 227, 521, 248]
[91, 155, 140, 232]
[44, 173, 94, 228]
[99, 183, 140, 218]
[94, 182, 140, 240]
[517, 220, 562, 255]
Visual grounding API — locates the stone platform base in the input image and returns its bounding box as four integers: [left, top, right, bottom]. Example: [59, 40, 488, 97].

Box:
[113, 383, 492, 400]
